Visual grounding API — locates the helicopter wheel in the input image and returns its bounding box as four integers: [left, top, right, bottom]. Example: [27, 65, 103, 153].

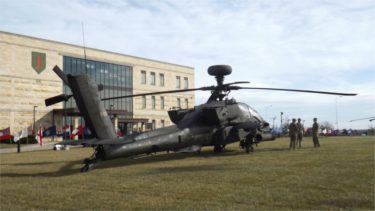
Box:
[80, 164, 90, 172]
[81, 158, 100, 172]
[81, 149, 102, 172]
[213, 145, 225, 153]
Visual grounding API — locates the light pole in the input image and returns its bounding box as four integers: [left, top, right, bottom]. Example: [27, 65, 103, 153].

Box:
[33, 105, 38, 135]
[335, 96, 342, 130]
[280, 112, 283, 133]
[272, 116, 276, 128]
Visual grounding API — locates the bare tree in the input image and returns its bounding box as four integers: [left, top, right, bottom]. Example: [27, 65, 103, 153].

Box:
[320, 121, 335, 130]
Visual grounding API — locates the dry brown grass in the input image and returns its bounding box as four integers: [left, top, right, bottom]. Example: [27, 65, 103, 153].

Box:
[0, 136, 374, 210]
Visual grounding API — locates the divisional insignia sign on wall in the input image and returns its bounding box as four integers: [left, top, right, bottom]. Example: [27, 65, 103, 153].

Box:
[31, 52, 46, 73]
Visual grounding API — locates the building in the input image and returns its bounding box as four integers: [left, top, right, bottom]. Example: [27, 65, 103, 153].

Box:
[0, 31, 195, 137]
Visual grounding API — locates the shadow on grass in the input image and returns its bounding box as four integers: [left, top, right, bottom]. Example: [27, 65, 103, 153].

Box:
[0, 150, 228, 177]
[0, 160, 83, 177]
[313, 198, 374, 210]
[255, 147, 296, 152]
[141, 163, 237, 175]
[0, 161, 69, 166]
[94, 149, 242, 171]
[0, 147, 278, 177]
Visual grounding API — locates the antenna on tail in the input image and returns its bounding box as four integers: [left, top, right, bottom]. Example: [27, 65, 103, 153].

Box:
[82, 22, 88, 74]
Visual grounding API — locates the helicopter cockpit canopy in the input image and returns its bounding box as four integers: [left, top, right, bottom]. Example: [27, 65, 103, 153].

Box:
[238, 103, 264, 122]
[248, 105, 264, 122]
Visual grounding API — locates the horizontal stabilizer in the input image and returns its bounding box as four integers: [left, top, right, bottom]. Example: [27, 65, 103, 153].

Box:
[45, 94, 72, 106]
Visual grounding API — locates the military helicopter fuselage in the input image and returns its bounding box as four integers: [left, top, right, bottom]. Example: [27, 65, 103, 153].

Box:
[98, 100, 274, 161]
[46, 64, 356, 172]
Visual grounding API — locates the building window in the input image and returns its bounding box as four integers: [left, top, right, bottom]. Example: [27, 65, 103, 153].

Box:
[63, 56, 133, 131]
[159, 73, 164, 87]
[177, 98, 181, 108]
[161, 120, 165, 128]
[150, 72, 156, 85]
[185, 98, 188, 109]
[160, 96, 164, 109]
[152, 96, 156, 109]
[142, 96, 146, 109]
[184, 77, 188, 89]
[152, 120, 156, 129]
[176, 76, 181, 89]
[141, 70, 146, 84]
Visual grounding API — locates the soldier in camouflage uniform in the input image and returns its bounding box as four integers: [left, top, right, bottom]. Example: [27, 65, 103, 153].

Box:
[312, 118, 320, 148]
[296, 118, 304, 148]
[288, 118, 298, 150]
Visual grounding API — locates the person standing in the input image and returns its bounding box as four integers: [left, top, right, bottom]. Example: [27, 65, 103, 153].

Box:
[288, 118, 298, 150]
[312, 118, 320, 148]
[296, 118, 304, 148]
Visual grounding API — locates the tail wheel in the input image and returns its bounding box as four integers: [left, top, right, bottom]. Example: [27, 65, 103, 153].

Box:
[213, 145, 225, 153]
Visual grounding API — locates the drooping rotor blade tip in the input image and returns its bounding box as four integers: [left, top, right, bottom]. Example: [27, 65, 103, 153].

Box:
[237, 87, 357, 96]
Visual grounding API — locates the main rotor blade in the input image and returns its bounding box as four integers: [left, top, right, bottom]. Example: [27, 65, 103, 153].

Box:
[45, 94, 73, 106]
[102, 86, 215, 101]
[234, 87, 357, 96]
[349, 117, 375, 122]
[224, 81, 250, 86]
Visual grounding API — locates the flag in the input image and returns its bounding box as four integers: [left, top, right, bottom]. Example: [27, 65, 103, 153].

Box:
[117, 130, 123, 137]
[43, 126, 56, 137]
[0, 127, 11, 141]
[63, 125, 71, 134]
[57, 125, 71, 138]
[69, 125, 83, 139]
[14, 127, 28, 142]
[36, 127, 43, 146]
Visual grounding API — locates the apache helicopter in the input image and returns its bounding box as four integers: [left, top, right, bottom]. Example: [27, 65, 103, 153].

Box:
[45, 65, 357, 172]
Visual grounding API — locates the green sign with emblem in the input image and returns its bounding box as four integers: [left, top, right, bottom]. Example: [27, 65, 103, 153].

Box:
[31, 52, 46, 73]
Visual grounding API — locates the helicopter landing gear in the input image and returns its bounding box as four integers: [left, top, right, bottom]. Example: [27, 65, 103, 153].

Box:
[240, 136, 254, 154]
[80, 145, 105, 172]
[81, 158, 100, 172]
[213, 144, 225, 153]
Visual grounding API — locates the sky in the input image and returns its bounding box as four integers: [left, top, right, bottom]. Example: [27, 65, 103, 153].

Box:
[1, 0, 374, 129]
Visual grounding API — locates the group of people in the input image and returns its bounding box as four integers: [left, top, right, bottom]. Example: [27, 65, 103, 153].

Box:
[288, 117, 320, 149]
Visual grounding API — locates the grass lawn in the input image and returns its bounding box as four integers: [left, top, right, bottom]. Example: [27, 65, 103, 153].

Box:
[0, 136, 374, 210]
[0, 143, 17, 149]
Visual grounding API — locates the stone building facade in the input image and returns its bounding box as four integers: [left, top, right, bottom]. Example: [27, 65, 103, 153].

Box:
[0, 31, 194, 136]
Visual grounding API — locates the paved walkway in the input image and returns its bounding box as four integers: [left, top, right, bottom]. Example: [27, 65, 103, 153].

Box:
[0, 142, 56, 154]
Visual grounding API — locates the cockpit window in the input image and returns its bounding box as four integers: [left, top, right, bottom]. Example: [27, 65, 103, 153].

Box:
[238, 103, 251, 118]
[248, 106, 264, 122]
